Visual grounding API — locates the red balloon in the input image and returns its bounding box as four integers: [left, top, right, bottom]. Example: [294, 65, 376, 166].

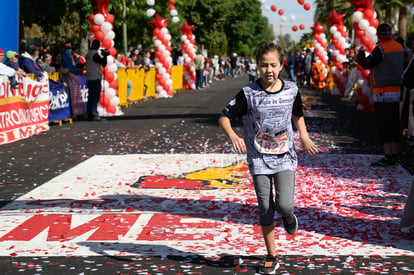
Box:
[91, 24, 101, 33]
[355, 30, 365, 38]
[299, 24, 305, 30]
[278, 9, 284, 16]
[371, 18, 379, 28]
[105, 71, 114, 83]
[168, 5, 176, 11]
[363, 9, 374, 20]
[353, 22, 360, 30]
[94, 30, 105, 41]
[109, 80, 118, 89]
[271, 5, 277, 12]
[88, 14, 95, 24]
[360, 35, 371, 46]
[292, 25, 298, 32]
[106, 104, 117, 114]
[298, 0, 305, 4]
[168, 0, 176, 4]
[105, 14, 114, 23]
[100, 95, 110, 107]
[102, 38, 112, 49]
[108, 47, 116, 56]
[304, 3, 311, 10]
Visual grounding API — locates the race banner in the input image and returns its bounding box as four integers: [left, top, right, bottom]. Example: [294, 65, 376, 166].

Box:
[67, 72, 88, 116]
[0, 74, 50, 145]
[48, 80, 71, 122]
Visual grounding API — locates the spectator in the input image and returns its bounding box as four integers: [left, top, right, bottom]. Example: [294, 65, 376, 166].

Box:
[37, 53, 56, 73]
[61, 42, 80, 74]
[115, 52, 133, 100]
[0, 49, 23, 89]
[131, 48, 145, 68]
[304, 48, 313, 86]
[72, 49, 86, 74]
[40, 42, 51, 58]
[52, 52, 69, 75]
[85, 39, 109, 121]
[143, 50, 154, 70]
[357, 23, 404, 167]
[248, 57, 257, 82]
[18, 45, 43, 80]
[230, 53, 237, 77]
[287, 52, 297, 82]
[194, 50, 205, 89]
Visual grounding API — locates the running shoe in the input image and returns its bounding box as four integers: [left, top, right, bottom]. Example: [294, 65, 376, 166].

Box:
[282, 213, 298, 235]
[262, 254, 279, 274]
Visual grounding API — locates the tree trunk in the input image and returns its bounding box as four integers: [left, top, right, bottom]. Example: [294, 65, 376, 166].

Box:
[398, 6, 407, 42]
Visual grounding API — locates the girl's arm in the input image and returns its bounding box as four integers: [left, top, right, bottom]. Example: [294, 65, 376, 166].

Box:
[218, 115, 247, 154]
[292, 115, 318, 155]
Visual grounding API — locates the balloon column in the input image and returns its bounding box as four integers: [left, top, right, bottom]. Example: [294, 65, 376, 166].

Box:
[179, 22, 196, 90]
[311, 21, 329, 78]
[88, 0, 119, 116]
[146, 0, 180, 24]
[348, 0, 377, 112]
[326, 9, 348, 95]
[149, 14, 173, 98]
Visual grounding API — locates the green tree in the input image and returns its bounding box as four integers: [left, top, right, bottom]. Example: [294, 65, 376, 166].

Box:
[20, 0, 275, 58]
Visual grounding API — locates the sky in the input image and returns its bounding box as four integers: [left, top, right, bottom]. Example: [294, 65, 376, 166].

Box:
[261, 0, 317, 42]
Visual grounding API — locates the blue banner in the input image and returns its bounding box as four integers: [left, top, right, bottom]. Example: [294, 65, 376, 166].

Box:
[0, 1, 19, 53]
[67, 73, 88, 116]
[48, 80, 71, 122]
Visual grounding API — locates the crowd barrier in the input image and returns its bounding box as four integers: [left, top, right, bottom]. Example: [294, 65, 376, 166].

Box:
[0, 66, 185, 145]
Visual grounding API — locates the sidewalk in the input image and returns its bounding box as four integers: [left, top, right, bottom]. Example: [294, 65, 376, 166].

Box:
[0, 74, 413, 274]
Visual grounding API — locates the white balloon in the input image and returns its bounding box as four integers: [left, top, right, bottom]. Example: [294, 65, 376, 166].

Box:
[352, 11, 363, 22]
[110, 96, 120, 106]
[101, 22, 113, 33]
[330, 26, 338, 34]
[105, 88, 116, 98]
[366, 26, 376, 37]
[105, 30, 115, 40]
[102, 80, 109, 90]
[334, 31, 341, 39]
[263, 5, 270, 11]
[281, 15, 286, 22]
[161, 28, 169, 34]
[94, 13, 105, 25]
[290, 14, 296, 22]
[172, 16, 180, 23]
[146, 0, 155, 6]
[107, 55, 115, 65]
[158, 44, 166, 52]
[338, 37, 346, 44]
[154, 40, 162, 47]
[358, 19, 369, 30]
[170, 9, 178, 17]
[165, 34, 171, 41]
[320, 33, 326, 40]
[146, 8, 156, 17]
[108, 63, 117, 73]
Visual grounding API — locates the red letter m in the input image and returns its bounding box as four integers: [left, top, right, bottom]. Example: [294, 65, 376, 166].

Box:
[0, 214, 140, 241]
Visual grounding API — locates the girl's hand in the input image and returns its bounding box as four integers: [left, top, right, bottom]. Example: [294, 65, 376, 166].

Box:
[230, 135, 247, 154]
[301, 136, 318, 155]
